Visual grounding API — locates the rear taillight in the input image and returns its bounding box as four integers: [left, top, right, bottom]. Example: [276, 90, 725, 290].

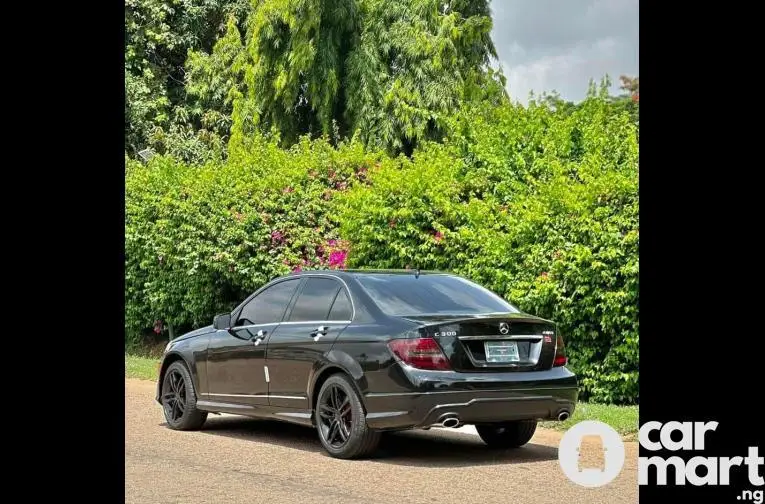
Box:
[388, 337, 451, 371]
[553, 334, 567, 367]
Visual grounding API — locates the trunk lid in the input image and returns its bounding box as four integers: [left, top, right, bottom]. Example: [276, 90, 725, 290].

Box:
[401, 313, 558, 372]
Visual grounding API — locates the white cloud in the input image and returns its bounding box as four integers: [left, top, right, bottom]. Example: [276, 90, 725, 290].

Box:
[490, 0, 638, 104]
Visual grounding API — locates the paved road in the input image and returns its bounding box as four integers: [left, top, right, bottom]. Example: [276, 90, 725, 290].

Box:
[126, 379, 638, 504]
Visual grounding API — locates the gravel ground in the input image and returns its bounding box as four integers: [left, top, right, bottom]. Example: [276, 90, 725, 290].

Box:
[126, 378, 638, 504]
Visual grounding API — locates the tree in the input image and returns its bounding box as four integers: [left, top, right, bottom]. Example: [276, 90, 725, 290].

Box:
[125, 0, 250, 157]
[615, 75, 639, 133]
[619, 75, 639, 102]
[187, 0, 503, 156]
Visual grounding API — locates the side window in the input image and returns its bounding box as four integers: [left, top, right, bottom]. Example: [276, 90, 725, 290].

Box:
[328, 288, 353, 321]
[236, 279, 300, 326]
[287, 278, 341, 322]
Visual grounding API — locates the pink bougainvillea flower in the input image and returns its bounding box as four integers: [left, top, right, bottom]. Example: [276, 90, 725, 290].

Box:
[327, 239, 337, 247]
[292, 266, 302, 273]
[328, 250, 348, 269]
[434, 231, 444, 242]
[336, 181, 348, 190]
[271, 230, 284, 244]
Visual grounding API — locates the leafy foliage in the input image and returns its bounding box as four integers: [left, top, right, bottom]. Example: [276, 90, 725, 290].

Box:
[125, 134, 383, 342]
[186, 0, 502, 155]
[125, 0, 250, 160]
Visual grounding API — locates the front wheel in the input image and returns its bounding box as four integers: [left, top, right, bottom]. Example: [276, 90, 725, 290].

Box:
[161, 361, 207, 431]
[476, 420, 537, 449]
[315, 373, 381, 459]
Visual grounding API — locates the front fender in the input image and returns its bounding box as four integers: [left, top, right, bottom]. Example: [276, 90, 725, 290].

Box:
[155, 350, 197, 404]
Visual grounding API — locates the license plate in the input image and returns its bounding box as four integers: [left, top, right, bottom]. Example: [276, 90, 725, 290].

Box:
[485, 341, 520, 363]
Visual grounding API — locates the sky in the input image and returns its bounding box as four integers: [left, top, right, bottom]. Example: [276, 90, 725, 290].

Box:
[490, 0, 639, 104]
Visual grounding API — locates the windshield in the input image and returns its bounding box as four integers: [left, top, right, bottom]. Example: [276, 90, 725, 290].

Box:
[355, 274, 519, 316]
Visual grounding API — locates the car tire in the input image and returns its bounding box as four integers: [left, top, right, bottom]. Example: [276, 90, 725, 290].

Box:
[161, 360, 208, 431]
[476, 420, 538, 449]
[315, 373, 381, 459]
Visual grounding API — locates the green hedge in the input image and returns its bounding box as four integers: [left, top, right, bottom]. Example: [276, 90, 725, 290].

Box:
[125, 94, 638, 404]
[126, 135, 386, 339]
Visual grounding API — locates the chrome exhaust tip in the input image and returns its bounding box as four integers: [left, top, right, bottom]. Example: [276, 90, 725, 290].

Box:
[440, 416, 460, 428]
[557, 411, 570, 421]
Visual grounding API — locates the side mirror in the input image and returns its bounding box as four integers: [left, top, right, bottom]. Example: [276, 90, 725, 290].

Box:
[213, 313, 232, 330]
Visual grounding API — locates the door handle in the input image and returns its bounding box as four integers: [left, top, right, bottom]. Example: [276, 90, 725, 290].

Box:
[310, 326, 328, 341]
[252, 329, 267, 346]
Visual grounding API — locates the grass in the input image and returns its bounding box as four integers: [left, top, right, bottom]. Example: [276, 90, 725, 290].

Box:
[541, 402, 639, 438]
[125, 354, 160, 381]
[125, 354, 638, 438]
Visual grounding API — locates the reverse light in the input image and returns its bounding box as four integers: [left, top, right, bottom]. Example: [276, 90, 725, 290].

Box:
[388, 337, 451, 371]
[553, 333, 567, 367]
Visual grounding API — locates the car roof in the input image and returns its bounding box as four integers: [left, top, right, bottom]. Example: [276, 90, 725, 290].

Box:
[284, 268, 454, 279]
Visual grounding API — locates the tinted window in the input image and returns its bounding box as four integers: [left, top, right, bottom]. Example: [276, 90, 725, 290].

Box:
[288, 278, 342, 322]
[355, 274, 519, 316]
[237, 279, 300, 325]
[328, 288, 353, 321]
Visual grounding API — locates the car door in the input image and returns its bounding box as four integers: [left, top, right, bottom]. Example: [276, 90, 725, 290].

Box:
[205, 278, 301, 407]
[265, 276, 353, 409]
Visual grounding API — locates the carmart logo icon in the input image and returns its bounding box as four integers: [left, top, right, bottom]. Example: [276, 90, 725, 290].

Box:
[558, 421, 626, 487]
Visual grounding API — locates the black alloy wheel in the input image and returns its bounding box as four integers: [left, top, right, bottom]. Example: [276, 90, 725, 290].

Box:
[161, 361, 207, 430]
[315, 373, 380, 459]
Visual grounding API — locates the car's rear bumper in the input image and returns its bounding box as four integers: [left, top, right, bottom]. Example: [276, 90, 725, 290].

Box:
[363, 366, 578, 430]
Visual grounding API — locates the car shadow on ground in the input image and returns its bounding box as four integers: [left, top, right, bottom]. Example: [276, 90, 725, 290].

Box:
[173, 416, 559, 468]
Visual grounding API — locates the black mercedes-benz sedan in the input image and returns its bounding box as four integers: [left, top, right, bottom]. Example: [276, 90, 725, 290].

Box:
[156, 269, 578, 459]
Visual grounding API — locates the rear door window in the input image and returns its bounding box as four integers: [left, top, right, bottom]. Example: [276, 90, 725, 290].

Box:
[287, 278, 342, 322]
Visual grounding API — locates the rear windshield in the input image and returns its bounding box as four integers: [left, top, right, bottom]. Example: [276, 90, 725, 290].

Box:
[355, 274, 519, 316]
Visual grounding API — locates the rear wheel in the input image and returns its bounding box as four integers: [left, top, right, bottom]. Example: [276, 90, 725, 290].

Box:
[161, 361, 207, 431]
[315, 373, 381, 459]
[476, 420, 537, 449]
